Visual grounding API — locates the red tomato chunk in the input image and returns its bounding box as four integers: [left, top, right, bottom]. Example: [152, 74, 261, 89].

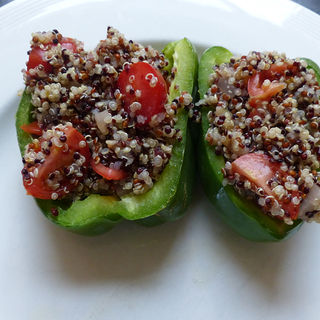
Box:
[117, 61, 167, 125]
[22, 126, 90, 200]
[20, 121, 42, 135]
[27, 37, 78, 74]
[91, 160, 127, 181]
[232, 153, 300, 220]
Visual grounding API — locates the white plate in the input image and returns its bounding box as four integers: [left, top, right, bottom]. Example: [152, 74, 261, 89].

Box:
[1, 0, 320, 319]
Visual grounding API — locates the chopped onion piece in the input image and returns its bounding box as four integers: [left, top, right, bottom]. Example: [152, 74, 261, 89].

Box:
[94, 110, 110, 134]
[299, 184, 320, 221]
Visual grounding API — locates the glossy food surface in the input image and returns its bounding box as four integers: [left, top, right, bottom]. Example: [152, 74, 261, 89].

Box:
[16, 38, 198, 234]
[3, 1, 320, 319]
[198, 46, 305, 241]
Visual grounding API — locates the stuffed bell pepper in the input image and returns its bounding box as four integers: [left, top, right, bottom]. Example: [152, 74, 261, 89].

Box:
[16, 27, 198, 235]
[198, 46, 320, 241]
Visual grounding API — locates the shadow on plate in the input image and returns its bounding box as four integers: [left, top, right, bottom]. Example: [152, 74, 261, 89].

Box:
[45, 205, 191, 283]
[200, 181, 301, 302]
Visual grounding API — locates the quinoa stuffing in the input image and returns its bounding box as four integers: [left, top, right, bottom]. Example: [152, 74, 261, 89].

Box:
[21, 27, 193, 202]
[199, 51, 320, 224]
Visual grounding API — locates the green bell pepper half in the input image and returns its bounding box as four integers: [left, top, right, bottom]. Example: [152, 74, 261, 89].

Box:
[197, 47, 320, 241]
[16, 38, 198, 235]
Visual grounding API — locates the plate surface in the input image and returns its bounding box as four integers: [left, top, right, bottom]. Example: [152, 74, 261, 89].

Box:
[1, 0, 320, 319]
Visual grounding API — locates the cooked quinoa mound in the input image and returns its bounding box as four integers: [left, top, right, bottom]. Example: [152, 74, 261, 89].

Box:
[22, 27, 193, 200]
[201, 51, 320, 224]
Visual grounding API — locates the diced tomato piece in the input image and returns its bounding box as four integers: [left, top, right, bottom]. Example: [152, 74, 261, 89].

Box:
[22, 126, 90, 200]
[60, 37, 78, 52]
[248, 72, 286, 106]
[232, 153, 275, 195]
[91, 160, 127, 180]
[248, 73, 286, 99]
[232, 153, 300, 219]
[246, 62, 298, 106]
[268, 63, 289, 75]
[117, 61, 167, 125]
[27, 37, 78, 74]
[20, 121, 42, 135]
[27, 47, 52, 73]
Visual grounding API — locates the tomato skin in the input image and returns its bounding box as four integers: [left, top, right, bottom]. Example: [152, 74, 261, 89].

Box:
[27, 37, 78, 74]
[91, 160, 127, 180]
[232, 153, 300, 220]
[247, 73, 286, 99]
[117, 62, 167, 125]
[60, 37, 78, 52]
[248, 72, 286, 106]
[247, 63, 296, 106]
[20, 121, 42, 135]
[22, 126, 90, 200]
[232, 153, 275, 195]
[27, 48, 52, 73]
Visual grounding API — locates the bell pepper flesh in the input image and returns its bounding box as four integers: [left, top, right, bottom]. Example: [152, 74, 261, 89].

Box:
[198, 46, 306, 241]
[16, 38, 198, 235]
